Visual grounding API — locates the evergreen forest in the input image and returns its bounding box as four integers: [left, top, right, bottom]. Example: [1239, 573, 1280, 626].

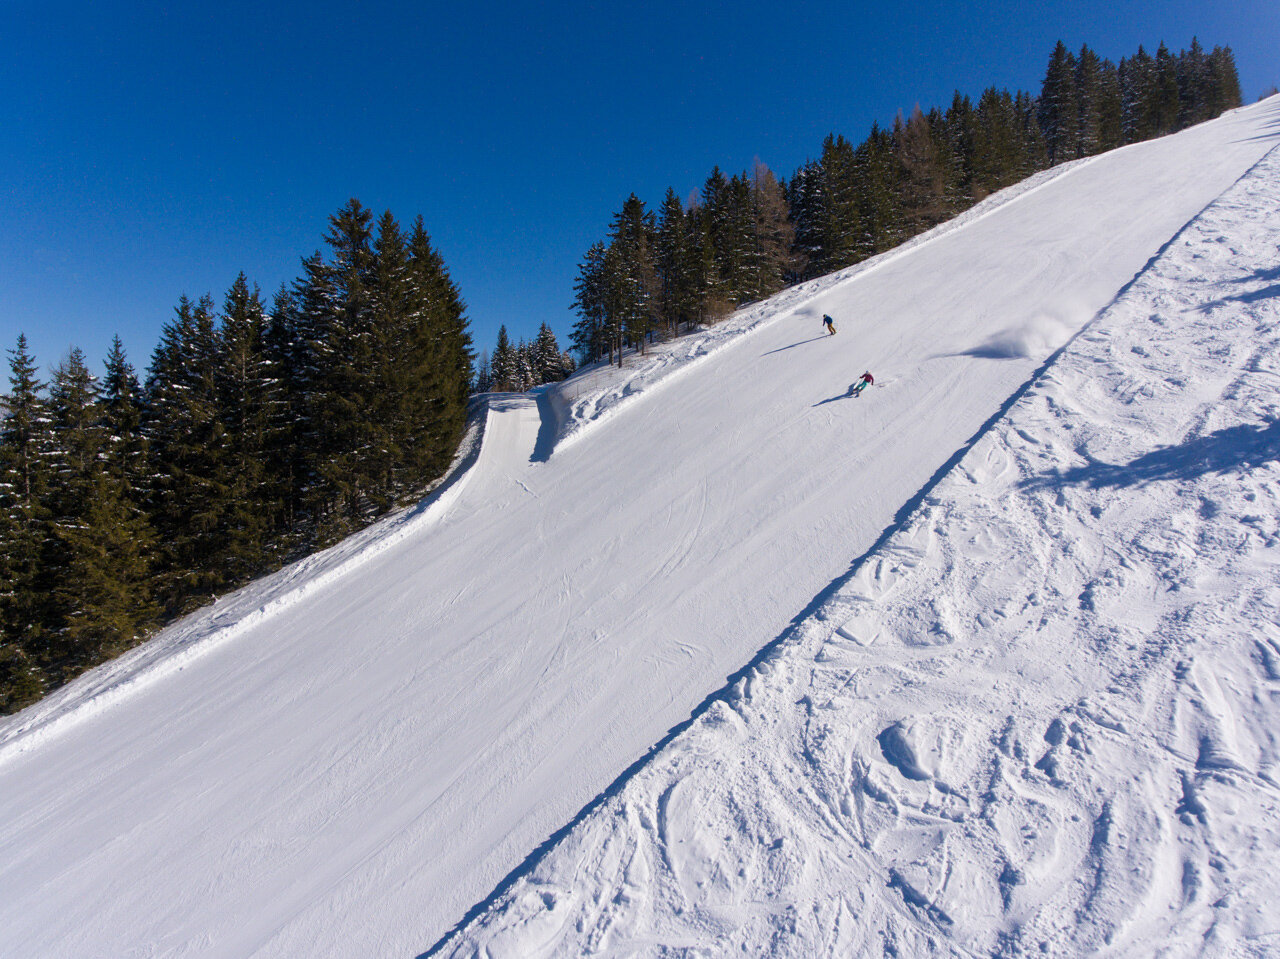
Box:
[474, 322, 577, 394]
[567, 38, 1243, 366]
[0, 201, 473, 712]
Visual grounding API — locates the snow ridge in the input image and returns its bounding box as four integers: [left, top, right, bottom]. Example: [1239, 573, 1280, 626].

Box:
[440, 145, 1280, 957]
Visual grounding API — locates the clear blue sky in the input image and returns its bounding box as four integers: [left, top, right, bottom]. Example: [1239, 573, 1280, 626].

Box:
[3, 0, 1276, 377]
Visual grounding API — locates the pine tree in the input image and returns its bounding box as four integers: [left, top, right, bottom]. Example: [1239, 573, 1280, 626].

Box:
[1206, 46, 1243, 116]
[1153, 42, 1181, 135]
[47, 348, 103, 515]
[655, 188, 702, 335]
[1040, 41, 1080, 163]
[490, 326, 518, 391]
[532, 323, 570, 384]
[363, 212, 414, 508]
[571, 242, 610, 364]
[404, 216, 473, 486]
[1014, 91, 1049, 176]
[783, 161, 822, 280]
[515, 342, 534, 391]
[607, 194, 660, 357]
[474, 350, 492, 393]
[854, 123, 901, 256]
[101, 335, 148, 499]
[262, 283, 307, 540]
[970, 89, 1022, 196]
[296, 199, 379, 543]
[50, 473, 157, 669]
[47, 349, 157, 671]
[701, 171, 758, 305]
[557, 349, 577, 381]
[290, 204, 475, 525]
[1179, 38, 1211, 126]
[215, 274, 280, 579]
[0, 335, 55, 708]
[690, 215, 728, 322]
[1075, 45, 1104, 156]
[942, 92, 979, 206]
[925, 104, 964, 211]
[893, 106, 948, 230]
[1120, 46, 1158, 143]
[749, 162, 797, 297]
[44, 348, 106, 657]
[698, 167, 732, 303]
[1095, 59, 1125, 151]
[145, 294, 229, 613]
[68, 335, 161, 664]
[813, 134, 861, 272]
[0, 629, 43, 714]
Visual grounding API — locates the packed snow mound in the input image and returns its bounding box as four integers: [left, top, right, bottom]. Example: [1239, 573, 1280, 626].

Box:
[442, 143, 1280, 956]
[0, 99, 1277, 959]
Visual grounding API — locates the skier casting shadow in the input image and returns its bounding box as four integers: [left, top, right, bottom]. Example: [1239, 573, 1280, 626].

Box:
[813, 371, 875, 407]
[764, 313, 842, 356]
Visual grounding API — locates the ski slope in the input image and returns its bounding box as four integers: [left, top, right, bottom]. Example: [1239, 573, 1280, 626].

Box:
[2, 98, 1278, 958]
[446, 114, 1280, 958]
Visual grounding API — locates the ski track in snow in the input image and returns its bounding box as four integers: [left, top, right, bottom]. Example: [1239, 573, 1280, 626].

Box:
[2, 99, 1279, 959]
[440, 145, 1280, 954]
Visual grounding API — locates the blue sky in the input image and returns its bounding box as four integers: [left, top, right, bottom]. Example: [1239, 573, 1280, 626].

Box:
[3, 0, 1276, 377]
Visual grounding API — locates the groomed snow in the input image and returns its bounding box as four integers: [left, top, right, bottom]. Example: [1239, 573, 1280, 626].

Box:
[1, 98, 1278, 958]
[444, 119, 1280, 959]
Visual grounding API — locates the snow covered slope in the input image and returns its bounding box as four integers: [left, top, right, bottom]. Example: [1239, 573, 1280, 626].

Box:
[2, 98, 1278, 958]
[444, 117, 1280, 959]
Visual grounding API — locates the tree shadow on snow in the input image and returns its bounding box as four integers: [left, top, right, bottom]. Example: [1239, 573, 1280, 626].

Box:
[1231, 264, 1280, 286]
[1232, 100, 1280, 143]
[1195, 269, 1280, 312]
[1020, 418, 1280, 491]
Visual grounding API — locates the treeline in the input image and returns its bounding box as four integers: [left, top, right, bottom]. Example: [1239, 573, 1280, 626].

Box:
[475, 322, 576, 392]
[571, 38, 1243, 365]
[0, 200, 473, 713]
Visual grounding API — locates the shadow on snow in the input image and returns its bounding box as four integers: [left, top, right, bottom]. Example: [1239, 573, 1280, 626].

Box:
[813, 384, 866, 406]
[1021, 418, 1280, 491]
[762, 334, 833, 356]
